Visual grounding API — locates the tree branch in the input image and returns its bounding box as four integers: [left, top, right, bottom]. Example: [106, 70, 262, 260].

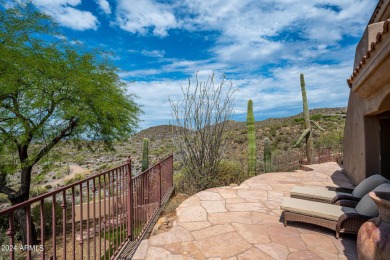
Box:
[0, 185, 16, 196]
[2, 95, 34, 133]
[30, 117, 78, 166]
[0, 170, 16, 196]
[0, 126, 19, 146]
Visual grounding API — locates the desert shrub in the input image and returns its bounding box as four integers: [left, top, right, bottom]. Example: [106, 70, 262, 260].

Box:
[170, 73, 235, 193]
[95, 163, 108, 172]
[64, 172, 88, 185]
[269, 127, 277, 137]
[275, 135, 283, 142]
[45, 184, 53, 190]
[173, 171, 197, 195]
[215, 160, 245, 186]
[0, 193, 9, 203]
[234, 136, 246, 144]
[30, 186, 48, 198]
[55, 168, 66, 179]
[173, 161, 182, 171]
[311, 114, 323, 121]
[172, 160, 246, 195]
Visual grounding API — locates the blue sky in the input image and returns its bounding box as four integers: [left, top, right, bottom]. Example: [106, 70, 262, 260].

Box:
[27, 0, 377, 129]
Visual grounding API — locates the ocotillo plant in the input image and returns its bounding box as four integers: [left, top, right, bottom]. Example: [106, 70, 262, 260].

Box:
[247, 99, 256, 176]
[264, 137, 271, 173]
[293, 73, 325, 163]
[141, 138, 149, 171]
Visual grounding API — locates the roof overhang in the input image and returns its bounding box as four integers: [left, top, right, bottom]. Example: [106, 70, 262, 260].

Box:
[347, 19, 390, 98]
[369, 0, 390, 25]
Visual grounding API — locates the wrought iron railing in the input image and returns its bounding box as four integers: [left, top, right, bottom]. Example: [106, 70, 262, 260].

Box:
[269, 147, 342, 172]
[0, 154, 174, 260]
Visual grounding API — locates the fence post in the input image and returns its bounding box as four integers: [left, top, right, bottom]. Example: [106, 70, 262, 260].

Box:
[126, 156, 133, 240]
[6, 212, 15, 260]
[171, 155, 174, 191]
[158, 162, 162, 205]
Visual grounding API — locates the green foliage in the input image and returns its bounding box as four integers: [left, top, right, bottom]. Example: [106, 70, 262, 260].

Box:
[294, 117, 304, 123]
[263, 137, 272, 173]
[141, 138, 149, 171]
[216, 160, 245, 186]
[0, 193, 8, 203]
[174, 160, 245, 194]
[247, 99, 256, 176]
[32, 172, 46, 184]
[0, 2, 141, 203]
[30, 186, 48, 198]
[64, 172, 88, 185]
[311, 114, 323, 121]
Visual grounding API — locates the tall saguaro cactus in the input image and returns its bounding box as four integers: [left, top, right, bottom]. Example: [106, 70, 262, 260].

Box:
[141, 138, 149, 171]
[293, 73, 324, 163]
[263, 137, 271, 173]
[247, 99, 256, 176]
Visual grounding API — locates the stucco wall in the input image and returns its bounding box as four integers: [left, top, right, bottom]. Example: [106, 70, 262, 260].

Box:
[343, 87, 390, 184]
[343, 92, 366, 185]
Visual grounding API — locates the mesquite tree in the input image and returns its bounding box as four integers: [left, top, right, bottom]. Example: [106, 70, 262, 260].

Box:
[293, 73, 324, 163]
[247, 99, 256, 176]
[0, 2, 141, 244]
[170, 73, 236, 193]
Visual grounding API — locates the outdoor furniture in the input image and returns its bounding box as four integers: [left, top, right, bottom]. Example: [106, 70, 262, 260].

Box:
[281, 183, 390, 238]
[290, 174, 389, 204]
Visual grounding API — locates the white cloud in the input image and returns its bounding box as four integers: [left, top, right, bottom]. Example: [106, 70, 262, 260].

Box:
[127, 61, 351, 129]
[111, 0, 376, 128]
[34, 0, 98, 30]
[168, 0, 376, 68]
[119, 69, 161, 78]
[213, 40, 283, 64]
[141, 49, 165, 58]
[114, 0, 177, 37]
[94, 0, 111, 15]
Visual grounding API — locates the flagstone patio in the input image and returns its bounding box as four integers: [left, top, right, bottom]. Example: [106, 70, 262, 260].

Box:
[132, 162, 358, 259]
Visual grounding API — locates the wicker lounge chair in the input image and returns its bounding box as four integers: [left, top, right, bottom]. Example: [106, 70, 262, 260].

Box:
[290, 174, 389, 204]
[281, 183, 390, 238]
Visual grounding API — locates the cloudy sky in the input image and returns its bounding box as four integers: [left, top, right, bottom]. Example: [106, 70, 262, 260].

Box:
[29, 0, 376, 129]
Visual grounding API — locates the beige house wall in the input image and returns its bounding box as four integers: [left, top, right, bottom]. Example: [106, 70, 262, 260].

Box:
[343, 2, 390, 184]
[74, 194, 125, 222]
[343, 92, 383, 184]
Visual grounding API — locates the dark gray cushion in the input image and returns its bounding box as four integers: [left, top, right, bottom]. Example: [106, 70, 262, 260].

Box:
[352, 174, 389, 198]
[355, 183, 390, 217]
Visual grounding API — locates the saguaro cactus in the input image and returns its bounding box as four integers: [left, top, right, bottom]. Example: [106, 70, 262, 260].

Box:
[247, 99, 256, 176]
[293, 74, 324, 163]
[264, 137, 271, 173]
[141, 138, 149, 171]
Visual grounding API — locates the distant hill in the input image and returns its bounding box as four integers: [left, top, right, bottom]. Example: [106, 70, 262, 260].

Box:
[5, 107, 346, 196]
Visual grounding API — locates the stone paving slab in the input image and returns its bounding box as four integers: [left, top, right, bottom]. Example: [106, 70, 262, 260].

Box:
[133, 162, 358, 259]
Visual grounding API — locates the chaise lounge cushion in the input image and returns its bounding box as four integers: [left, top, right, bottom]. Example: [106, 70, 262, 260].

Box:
[280, 197, 356, 221]
[355, 183, 390, 217]
[352, 174, 389, 198]
[291, 186, 351, 203]
[291, 174, 389, 203]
